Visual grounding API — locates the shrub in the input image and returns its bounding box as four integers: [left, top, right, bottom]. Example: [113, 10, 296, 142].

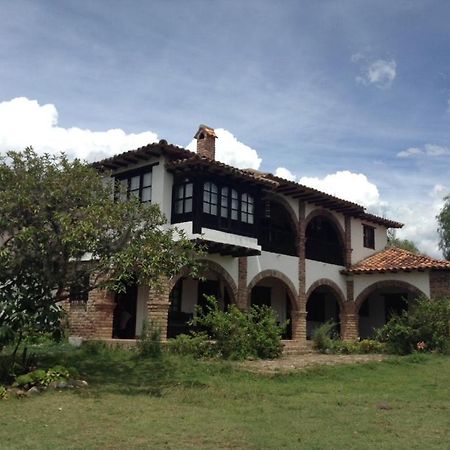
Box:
[13, 365, 70, 389]
[311, 321, 338, 353]
[137, 320, 162, 358]
[191, 296, 284, 360]
[167, 333, 215, 358]
[376, 297, 450, 354]
[0, 385, 7, 399]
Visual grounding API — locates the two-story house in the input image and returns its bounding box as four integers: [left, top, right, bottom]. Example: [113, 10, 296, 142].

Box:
[68, 125, 450, 348]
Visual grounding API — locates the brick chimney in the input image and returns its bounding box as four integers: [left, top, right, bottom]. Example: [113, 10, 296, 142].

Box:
[194, 124, 217, 160]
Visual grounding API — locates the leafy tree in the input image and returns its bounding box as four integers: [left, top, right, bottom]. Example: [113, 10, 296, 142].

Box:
[437, 195, 450, 260]
[387, 229, 419, 254]
[0, 148, 202, 355]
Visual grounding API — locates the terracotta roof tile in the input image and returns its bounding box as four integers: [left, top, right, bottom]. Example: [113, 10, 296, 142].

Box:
[343, 247, 450, 274]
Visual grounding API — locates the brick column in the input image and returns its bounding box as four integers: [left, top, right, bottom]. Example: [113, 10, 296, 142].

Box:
[430, 270, 450, 298]
[237, 256, 248, 310]
[344, 215, 353, 267]
[341, 280, 358, 341]
[91, 286, 116, 339]
[147, 277, 171, 341]
[295, 201, 307, 346]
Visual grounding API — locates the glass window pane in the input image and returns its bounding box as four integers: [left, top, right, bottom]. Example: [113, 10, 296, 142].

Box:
[185, 183, 193, 197]
[185, 198, 192, 213]
[248, 214, 254, 224]
[203, 203, 209, 214]
[211, 205, 217, 216]
[143, 172, 152, 187]
[142, 187, 151, 202]
[203, 190, 210, 202]
[232, 199, 238, 209]
[175, 200, 183, 214]
[231, 210, 238, 220]
[131, 175, 140, 190]
[211, 183, 218, 194]
[221, 187, 228, 197]
[248, 203, 254, 214]
[221, 207, 228, 218]
[232, 189, 238, 199]
[130, 189, 139, 199]
[242, 193, 248, 202]
[177, 185, 184, 199]
[204, 182, 211, 192]
[211, 193, 217, 204]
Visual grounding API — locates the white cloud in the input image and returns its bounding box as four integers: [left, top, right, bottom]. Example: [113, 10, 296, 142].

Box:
[390, 184, 448, 258]
[186, 128, 261, 169]
[275, 167, 296, 181]
[355, 58, 397, 89]
[0, 97, 158, 161]
[397, 144, 450, 158]
[298, 170, 383, 209]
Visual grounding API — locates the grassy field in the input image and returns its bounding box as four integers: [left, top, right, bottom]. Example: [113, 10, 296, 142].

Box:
[0, 345, 449, 449]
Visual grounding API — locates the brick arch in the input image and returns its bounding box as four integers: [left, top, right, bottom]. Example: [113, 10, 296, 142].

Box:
[168, 259, 238, 305]
[355, 280, 427, 312]
[305, 208, 345, 248]
[247, 270, 298, 310]
[306, 278, 346, 311]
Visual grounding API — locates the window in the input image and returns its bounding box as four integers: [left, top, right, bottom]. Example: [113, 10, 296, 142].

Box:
[241, 193, 254, 224]
[116, 169, 152, 203]
[363, 225, 375, 249]
[220, 187, 228, 218]
[174, 182, 193, 214]
[203, 182, 218, 215]
[69, 273, 90, 303]
[231, 189, 239, 220]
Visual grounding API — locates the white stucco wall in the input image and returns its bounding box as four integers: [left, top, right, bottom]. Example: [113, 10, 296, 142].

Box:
[351, 218, 388, 264]
[251, 277, 289, 322]
[247, 251, 299, 293]
[305, 259, 347, 295]
[202, 253, 239, 286]
[352, 271, 430, 299]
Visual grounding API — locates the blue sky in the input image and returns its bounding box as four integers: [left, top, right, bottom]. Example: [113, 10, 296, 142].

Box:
[1, 0, 449, 256]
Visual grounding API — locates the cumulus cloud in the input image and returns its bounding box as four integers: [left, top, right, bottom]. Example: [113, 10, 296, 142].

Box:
[0, 97, 158, 161]
[390, 184, 448, 258]
[397, 144, 450, 158]
[354, 57, 397, 89]
[186, 128, 261, 169]
[275, 167, 296, 181]
[298, 170, 383, 209]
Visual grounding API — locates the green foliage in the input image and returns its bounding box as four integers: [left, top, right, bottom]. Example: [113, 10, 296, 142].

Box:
[376, 297, 450, 354]
[137, 320, 163, 358]
[167, 333, 215, 358]
[437, 195, 450, 260]
[311, 321, 338, 353]
[0, 384, 7, 399]
[0, 148, 201, 361]
[192, 296, 284, 360]
[387, 230, 420, 253]
[13, 365, 70, 389]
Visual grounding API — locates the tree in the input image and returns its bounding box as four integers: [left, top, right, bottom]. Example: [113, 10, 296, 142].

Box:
[0, 148, 202, 353]
[387, 229, 419, 254]
[437, 195, 450, 260]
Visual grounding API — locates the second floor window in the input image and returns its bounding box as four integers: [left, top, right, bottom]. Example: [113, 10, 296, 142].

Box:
[116, 169, 152, 203]
[203, 182, 218, 215]
[241, 193, 254, 224]
[174, 182, 193, 214]
[363, 225, 375, 249]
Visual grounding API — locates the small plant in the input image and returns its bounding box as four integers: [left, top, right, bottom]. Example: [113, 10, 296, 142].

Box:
[311, 321, 338, 353]
[0, 385, 7, 399]
[167, 333, 215, 358]
[137, 320, 162, 358]
[13, 365, 71, 390]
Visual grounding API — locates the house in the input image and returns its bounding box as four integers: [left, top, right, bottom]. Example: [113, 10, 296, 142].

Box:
[68, 125, 450, 347]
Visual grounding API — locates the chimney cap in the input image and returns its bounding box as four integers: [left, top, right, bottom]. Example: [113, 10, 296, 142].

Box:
[194, 124, 217, 139]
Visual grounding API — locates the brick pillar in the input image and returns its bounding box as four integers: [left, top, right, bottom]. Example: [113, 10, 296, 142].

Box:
[90, 287, 116, 339]
[344, 215, 353, 267]
[295, 201, 307, 346]
[148, 277, 171, 341]
[341, 282, 358, 341]
[237, 256, 248, 310]
[430, 270, 450, 298]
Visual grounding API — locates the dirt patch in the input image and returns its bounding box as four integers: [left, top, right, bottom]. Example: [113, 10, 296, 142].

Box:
[238, 353, 386, 374]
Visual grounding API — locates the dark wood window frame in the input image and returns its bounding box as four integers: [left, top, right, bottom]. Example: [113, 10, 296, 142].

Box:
[114, 163, 158, 204]
[363, 224, 375, 249]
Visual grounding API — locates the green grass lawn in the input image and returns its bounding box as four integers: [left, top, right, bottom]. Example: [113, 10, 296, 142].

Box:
[1, 346, 449, 450]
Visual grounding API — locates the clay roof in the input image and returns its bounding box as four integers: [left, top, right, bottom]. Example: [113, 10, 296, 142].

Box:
[342, 247, 450, 275]
[92, 137, 402, 228]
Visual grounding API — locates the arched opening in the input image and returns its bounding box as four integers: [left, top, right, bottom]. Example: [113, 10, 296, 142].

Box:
[357, 282, 425, 339]
[306, 285, 343, 339]
[306, 215, 344, 265]
[259, 199, 298, 256]
[167, 266, 236, 339]
[249, 276, 296, 339]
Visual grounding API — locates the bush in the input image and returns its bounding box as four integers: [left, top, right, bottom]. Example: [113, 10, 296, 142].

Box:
[137, 320, 162, 358]
[13, 365, 70, 389]
[167, 333, 215, 358]
[191, 296, 284, 360]
[376, 297, 450, 354]
[311, 321, 338, 353]
[0, 384, 8, 399]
